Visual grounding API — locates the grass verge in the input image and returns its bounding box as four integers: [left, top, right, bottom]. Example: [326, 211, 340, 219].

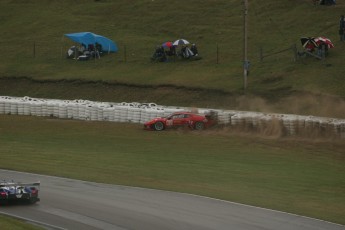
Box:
[0, 215, 43, 230]
[1, 0, 345, 97]
[0, 115, 344, 224]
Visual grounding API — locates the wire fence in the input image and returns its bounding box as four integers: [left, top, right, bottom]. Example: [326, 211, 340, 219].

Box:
[0, 39, 245, 65]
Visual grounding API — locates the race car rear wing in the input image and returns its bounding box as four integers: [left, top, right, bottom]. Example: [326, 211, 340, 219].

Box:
[0, 181, 40, 190]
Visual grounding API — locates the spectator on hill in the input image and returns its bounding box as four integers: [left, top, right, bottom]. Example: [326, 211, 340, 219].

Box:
[88, 44, 95, 51]
[151, 46, 166, 62]
[340, 15, 345, 42]
[319, 0, 335, 5]
[305, 42, 316, 53]
[79, 43, 86, 53]
[190, 44, 199, 56]
[317, 42, 328, 58]
[180, 45, 194, 59]
[165, 45, 176, 57]
[95, 42, 102, 53]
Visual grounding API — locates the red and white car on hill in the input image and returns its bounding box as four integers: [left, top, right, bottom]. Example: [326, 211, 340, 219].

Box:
[144, 111, 217, 131]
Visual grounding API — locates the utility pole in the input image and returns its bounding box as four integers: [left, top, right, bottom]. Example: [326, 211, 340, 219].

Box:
[243, 0, 249, 90]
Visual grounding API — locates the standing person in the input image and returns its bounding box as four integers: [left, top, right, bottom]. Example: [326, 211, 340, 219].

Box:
[340, 15, 345, 42]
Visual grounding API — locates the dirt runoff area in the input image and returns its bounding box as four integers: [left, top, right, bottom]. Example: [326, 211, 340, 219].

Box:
[1, 76, 345, 119]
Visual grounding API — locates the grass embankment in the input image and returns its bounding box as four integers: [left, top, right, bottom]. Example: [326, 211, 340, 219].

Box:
[0, 0, 345, 100]
[1, 0, 345, 228]
[0, 215, 43, 230]
[0, 115, 344, 224]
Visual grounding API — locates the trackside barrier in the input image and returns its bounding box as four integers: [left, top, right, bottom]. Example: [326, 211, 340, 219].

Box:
[0, 96, 344, 138]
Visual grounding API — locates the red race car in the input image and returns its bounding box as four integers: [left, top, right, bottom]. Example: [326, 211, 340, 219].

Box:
[144, 111, 216, 131]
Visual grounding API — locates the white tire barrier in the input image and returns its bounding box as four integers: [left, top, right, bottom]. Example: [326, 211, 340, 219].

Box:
[0, 96, 344, 138]
[0, 96, 5, 114]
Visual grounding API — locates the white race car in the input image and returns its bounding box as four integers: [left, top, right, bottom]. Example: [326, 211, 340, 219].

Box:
[0, 181, 40, 204]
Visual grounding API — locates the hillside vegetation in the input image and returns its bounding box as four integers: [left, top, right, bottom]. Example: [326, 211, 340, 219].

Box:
[0, 0, 345, 117]
[0, 1, 345, 226]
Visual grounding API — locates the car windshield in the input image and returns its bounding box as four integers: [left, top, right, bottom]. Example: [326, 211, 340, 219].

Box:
[166, 113, 190, 119]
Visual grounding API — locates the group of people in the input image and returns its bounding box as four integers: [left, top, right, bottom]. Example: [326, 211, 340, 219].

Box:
[66, 42, 103, 61]
[299, 15, 344, 59]
[300, 42, 326, 58]
[151, 43, 199, 62]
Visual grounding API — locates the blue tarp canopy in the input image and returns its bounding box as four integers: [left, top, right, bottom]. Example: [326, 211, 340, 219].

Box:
[64, 32, 118, 52]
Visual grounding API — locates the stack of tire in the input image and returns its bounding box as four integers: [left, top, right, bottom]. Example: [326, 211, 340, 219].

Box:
[0, 96, 344, 138]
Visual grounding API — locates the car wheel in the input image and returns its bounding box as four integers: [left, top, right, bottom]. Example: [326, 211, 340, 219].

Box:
[153, 121, 165, 131]
[194, 121, 205, 130]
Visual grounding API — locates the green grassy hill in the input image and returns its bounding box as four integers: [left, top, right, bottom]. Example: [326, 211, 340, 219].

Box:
[0, 0, 345, 117]
[1, 1, 345, 226]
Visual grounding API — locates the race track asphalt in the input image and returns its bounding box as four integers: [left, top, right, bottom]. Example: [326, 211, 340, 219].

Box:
[0, 169, 344, 230]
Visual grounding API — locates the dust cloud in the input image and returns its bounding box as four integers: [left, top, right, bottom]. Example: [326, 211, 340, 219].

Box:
[234, 93, 345, 119]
